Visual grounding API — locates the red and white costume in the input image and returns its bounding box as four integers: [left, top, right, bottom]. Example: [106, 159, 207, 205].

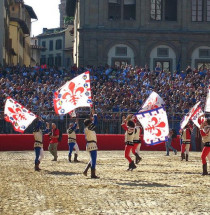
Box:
[180, 127, 191, 156]
[122, 122, 135, 164]
[200, 126, 210, 165]
[198, 118, 210, 165]
[132, 126, 142, 158]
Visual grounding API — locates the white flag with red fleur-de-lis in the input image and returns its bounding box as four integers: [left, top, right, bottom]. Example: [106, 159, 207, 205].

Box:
[4, 97, 37, 133]
[191, 106, 204, 128]
[204, 85, 210, 112]
[53, 71, 92, 115]
[180, 101, 201, 129]
[136, 107, 169, 145]
[138, 91, 165, 113]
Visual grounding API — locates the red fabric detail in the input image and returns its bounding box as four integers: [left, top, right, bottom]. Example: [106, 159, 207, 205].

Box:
[132, 143, 139, 154]
[198, 118, 203, 125]
[201, 147, 210, 164]
[200, 130, 207, 137]
[198, 119, 208, 137]
[125, 145, 133, 163]
[183, 128, 191, 140]
[50, 129, 59, 143]
[121, 123, 128, 131]
[181, 144, 186, 153]
[186, 128, 191, 139]
[41, 64, 47, 69]
[53, 91, 60, 114]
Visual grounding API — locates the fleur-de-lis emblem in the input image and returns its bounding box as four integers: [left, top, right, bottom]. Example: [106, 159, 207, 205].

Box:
[145, 117, 166, 137]
[62, 82, 84, 106]
[7, 107, 27, 121]
[147, 97, 159, 110]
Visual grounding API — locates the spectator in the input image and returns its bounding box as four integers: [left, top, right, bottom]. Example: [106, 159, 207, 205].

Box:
[0, 64, 209, 134]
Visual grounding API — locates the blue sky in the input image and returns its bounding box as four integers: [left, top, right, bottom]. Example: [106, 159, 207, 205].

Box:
[24, 0, 60, 36]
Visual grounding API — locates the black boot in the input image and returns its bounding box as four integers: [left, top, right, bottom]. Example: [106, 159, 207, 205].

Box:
[68, 155, 71, 162]
[35, 164, 40, 171]
[83, 163, 91, 176]
[130, 161, 137, 170]
[202, 164, 208, 175]
[38, 160, 41, 170]
[74, 154, 79, 162]
[52, 156, 57, 161]
[127, 162, 132, 171]
[91, 168, 99, 179]
[186, 154, 188, 161]
[181, 153, 185, 161]
[135, 153, 142, 164]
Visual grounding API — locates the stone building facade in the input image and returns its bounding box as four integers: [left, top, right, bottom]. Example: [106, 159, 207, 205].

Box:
[71, 0, 210, 71]
[0, 0, 15, 65]
[59, 0, 67, 28]
[30, 37, 46, 67]
[38, 26, 73, 68]
[9, 0, 37, 66]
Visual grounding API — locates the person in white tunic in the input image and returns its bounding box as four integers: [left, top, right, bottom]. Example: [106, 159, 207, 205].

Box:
[83, 109, 99, 179]
[33, 119, 49, 171]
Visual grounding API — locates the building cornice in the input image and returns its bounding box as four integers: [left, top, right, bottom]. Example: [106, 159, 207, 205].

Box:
[77, 27, 210, 35]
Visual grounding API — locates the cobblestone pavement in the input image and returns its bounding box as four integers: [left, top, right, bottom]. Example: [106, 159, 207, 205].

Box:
[0, 151, 209, 215]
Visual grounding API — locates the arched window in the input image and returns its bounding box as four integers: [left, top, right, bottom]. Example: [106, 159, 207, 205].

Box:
[191, 46, 210, 69]
[107, 44, 135, 66]
[149, 45, 176, 72]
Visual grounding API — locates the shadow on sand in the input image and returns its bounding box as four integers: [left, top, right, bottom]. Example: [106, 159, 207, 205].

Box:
[46, 170, 79, 176]
[115, 179, 179, 188]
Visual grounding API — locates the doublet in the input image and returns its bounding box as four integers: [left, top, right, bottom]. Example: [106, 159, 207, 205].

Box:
[181, 128, 191, 143]
[85, 123, 98, 151]
[125, 127, 135, 146]
[33, 130, 43, 148]
[67, 128, 76, 143]
[133, 127, 141, 144]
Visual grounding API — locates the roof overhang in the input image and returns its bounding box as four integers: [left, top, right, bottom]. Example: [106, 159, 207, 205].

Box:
[24, 5, 38, 19]
[10, 17, 30, 34]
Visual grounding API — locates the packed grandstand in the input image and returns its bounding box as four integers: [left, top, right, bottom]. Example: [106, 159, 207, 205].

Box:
[0, 64, 209, 134]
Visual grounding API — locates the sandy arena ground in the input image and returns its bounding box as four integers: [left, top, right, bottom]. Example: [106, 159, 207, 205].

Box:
[0, 150, 209, 215]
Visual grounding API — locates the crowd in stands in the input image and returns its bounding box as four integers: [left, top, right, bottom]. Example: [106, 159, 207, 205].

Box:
[0, 64, 209, 125]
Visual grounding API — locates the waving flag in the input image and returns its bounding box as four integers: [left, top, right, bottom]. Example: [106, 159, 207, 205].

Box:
[4, 97, 37, 133]
[136, 92, 168, 145]
[139, 91, 165, 113]
[180, 101, 201, 129]
[136, 107, 169, 145]
[191, 106, 204, 128]
[204, 85, 210, 112]
[54, 72, 92, 115]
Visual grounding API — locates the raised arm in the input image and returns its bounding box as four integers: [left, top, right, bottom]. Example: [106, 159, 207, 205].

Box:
[91, 108, 97, 126]
[121, 116, 128, 131]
